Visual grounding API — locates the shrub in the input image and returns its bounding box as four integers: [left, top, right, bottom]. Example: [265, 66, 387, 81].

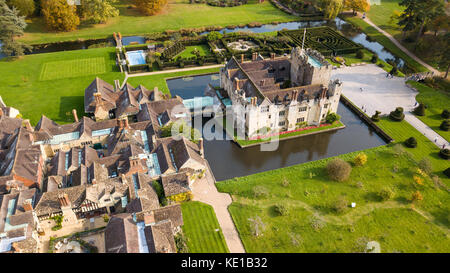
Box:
[174, 232, 189, 253]
[378, 187, 395, 201]
[439, 148, 450, 159]
[355, 49, 364, 59]
[281, 177, 289, 187]
[325, 112, 340, 124]
[167, 192, 193, 203]
[354, 152, 368, 166]
[273, 203, 289, 216]
[444, 167, 450, 178]
[371, 54, 378, 63]
[332, 197, 348, 214]
[413, 175, 424, 186]
[413, 103, 426, 116]
[418, 158, 432, 174]
[405, 137, 417, 148]
[253, 186, 269, 198]
[389, 107, 405, 121]
[103, 214, 109, 223]
[440, 119, 449, 131]
[326, 158, 352, 182]
[441, 109, 450, 119]
[411, 191, 423, 202]
[371, 110, 381, 122]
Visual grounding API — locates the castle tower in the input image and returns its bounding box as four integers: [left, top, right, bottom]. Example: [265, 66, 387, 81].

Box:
[290, 47, 332, 87]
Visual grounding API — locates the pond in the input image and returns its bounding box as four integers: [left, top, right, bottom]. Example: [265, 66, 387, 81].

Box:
[166, 74, 387, 181]
[122, 36, 147, 46]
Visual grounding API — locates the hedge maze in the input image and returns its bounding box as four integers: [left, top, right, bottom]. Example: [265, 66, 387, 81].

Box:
[279, 26, 362, 56]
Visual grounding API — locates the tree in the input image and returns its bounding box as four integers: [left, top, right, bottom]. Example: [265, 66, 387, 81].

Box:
[411, 190, 423, 202]
[0, 0, 30, 56]
[413, 103, 425, 116]
[325, 112, 340, 124]
[134, 0, 168, 16]
[418, 158, 432, 175]
[316, 0, 344, 20]
[344, 0, 370, 15]
[413, 0, 445, 42]
[437, 41, 450, 78]
[378, 187, 395, 201]
[81, 0, 119, 24]
[206, 31, 223, 42]
[398, 0, 421, 39]
[42, 0, 80, 32]
[429, 15, 449, 36]
[7, 0, 34, 17]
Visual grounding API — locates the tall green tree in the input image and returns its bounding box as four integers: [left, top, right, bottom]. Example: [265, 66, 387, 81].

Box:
[7, 0, 35, 17]
[42, 0, 80, 32]
[398, 0, 420, 39]
[0, 0, 30, 56]
[81, 0, 119, 24]
[413, 0, 445, 41]
[316, 0, 344, 20]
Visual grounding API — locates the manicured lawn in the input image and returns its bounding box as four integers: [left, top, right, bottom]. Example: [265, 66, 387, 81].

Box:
[181, 201, 229, 253]
[377, 117, 449, 178]
[175, 45, 213, 59]
[217, 143, 449, 252]
[127, 67, 221, 94]
[341, 48, 405, 76]
[0, 47, 123, 125]
[407, 81, 450, 142]
[40, 57, 107, 81]
[366, 0, 403, 37]
[20, 0, 296, 44]
[343, 16, 428, 72]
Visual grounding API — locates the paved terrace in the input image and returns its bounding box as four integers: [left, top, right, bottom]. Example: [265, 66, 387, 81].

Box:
[331, 64, 449, 148]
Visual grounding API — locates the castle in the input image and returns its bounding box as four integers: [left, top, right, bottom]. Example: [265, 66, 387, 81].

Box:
[220, 47, 343, 138]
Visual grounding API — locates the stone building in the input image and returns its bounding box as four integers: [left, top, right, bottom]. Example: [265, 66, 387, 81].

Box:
[220, 47, 343, 138]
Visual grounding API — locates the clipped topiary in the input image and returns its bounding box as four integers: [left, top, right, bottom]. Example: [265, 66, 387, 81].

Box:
[355, 49, 364, 59]
[378, 187, 395, 201]
[371, 54, 378, 63]
[405, 137, 417, 148]
[439, 148, 450, 159]
[444, 167, 450, 178]
[440, 119, 449, 131]
[371, 110, 381, 122]
[413, 103, 426, 116]
[389, 107, 405, 121]
[442, 109, 450, 119]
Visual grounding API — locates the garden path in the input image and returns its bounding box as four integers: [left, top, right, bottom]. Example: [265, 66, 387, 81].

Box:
[191, 164, 246, 253]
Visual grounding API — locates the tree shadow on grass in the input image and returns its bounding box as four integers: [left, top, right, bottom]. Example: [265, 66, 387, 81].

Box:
[59, 96, 84, 123]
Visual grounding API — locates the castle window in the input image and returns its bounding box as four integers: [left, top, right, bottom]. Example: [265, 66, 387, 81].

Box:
[280, 67, 286, 71]
[278, 121, 285, 127]
[297, 117, 305, 123]
[261, 106, 269, 113]
[279, 111, 285, 116]
[299, 106, 307, 112]
[322, 114, 326, 118]
[324, 104, 329, 108]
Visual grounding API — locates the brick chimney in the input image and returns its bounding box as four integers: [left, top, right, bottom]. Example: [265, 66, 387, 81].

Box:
[198, 138, 204, 157]
[271, 53, 275, 60]
[241, 54, 244, 63]
[58, 193, 70, 207]
[23, 199, 33, 212]
[233, 78, 239, 90]
[123, 117, 129, 129]
[260, 79, 265, 86]
[23, 119, 34, 132]
[252, 52, 258, 61]
[128, 156, 145, 174]
[114, 80, 121, 92]
[72, 109, 79, 123]
[94, 92, 102, 105]
[144, 211, 155, 226]
[117, 118, 123, 130]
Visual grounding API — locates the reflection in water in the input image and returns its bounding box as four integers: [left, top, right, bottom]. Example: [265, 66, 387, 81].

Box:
[166, 74, 387, 181]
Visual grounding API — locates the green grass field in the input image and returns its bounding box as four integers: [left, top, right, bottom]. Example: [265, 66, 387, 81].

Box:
[407, 81, 450, 142]
[175, 45, 213, 59]
[39, 57, 106, 81]
[181, 201, 229, 253]
[20, 0, 296, 44]
[0, 47, 123, 125]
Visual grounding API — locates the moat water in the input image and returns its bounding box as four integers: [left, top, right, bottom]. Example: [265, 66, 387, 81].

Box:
[166, 74, 387, 181]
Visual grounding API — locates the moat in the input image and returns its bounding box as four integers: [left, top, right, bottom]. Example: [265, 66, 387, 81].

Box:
[167, 74, 387, 181]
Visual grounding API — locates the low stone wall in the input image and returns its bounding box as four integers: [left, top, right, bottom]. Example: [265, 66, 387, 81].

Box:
[340, 95, 394, 143]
